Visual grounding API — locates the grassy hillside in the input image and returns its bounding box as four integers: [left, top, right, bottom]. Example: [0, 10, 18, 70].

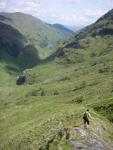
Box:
[1, 9, 113, 150]
[0, 60, 113, 149]
[0, 12, 70, 58]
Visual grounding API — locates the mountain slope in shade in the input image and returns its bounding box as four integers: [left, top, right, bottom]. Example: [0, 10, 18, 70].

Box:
[0, 22, 40, 69]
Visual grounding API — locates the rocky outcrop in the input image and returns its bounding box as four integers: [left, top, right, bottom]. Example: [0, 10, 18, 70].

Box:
[69, 127, 113, 150]
[16, 75, 27, 85]
[16, 71, 29, 85]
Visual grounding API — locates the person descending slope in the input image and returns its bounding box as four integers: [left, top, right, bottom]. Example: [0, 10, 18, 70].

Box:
[83, 109, 91, 129]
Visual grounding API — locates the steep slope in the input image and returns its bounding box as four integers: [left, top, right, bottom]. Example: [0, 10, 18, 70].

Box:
[0, 12, 68, 58]
[0, 22, 40, 69]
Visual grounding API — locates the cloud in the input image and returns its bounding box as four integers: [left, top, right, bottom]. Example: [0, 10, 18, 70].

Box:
[42, 8, 107, 26]
[0, 0, 110, 26]
[0, 0, 41, 14]
[73, 9, 106, 19]
[0, 2, 6, 9]
[103, 0, 113, 2]
[67, 0, 80, 3]
[16, 1, 41, 14]
[100, 0, 113, 6]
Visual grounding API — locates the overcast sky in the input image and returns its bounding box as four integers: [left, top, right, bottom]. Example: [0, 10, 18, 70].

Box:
[0, 0, 113, 26]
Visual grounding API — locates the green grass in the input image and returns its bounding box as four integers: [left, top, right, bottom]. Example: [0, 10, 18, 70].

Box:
[93, 98, 113, 122]
[0, 56, 113, 149]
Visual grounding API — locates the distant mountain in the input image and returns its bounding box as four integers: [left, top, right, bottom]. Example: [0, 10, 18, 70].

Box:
[48, 23, 74, 36]
[0, 12, 70, 59]
[68, 25, 84, 32]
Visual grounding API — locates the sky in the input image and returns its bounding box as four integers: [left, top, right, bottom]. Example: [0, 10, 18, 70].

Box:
[0, 0, 113, 26]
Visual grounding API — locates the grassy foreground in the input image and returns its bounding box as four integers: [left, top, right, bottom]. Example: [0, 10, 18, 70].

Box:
[0, 59, 113, 149]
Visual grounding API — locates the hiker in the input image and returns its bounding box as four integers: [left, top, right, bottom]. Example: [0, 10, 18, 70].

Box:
[83, 109, 91, 129]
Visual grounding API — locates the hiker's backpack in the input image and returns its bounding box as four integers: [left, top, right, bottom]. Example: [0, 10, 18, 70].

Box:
[83, 112, 88, 119]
